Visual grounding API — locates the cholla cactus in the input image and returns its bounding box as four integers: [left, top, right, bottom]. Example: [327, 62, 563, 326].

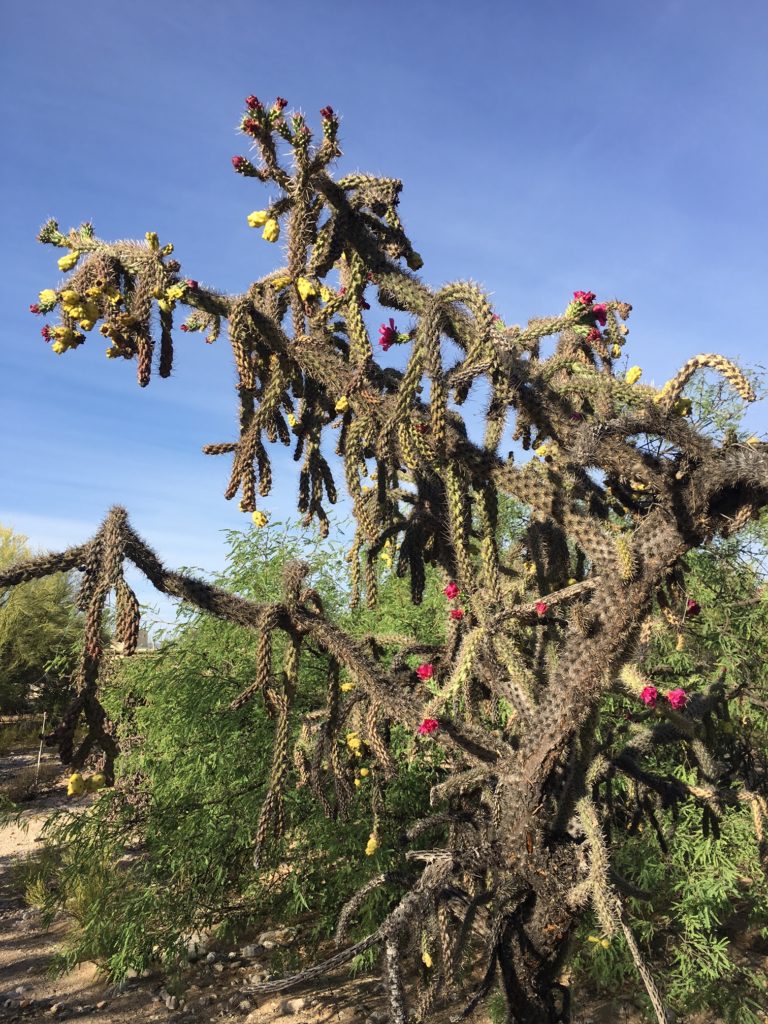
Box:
[8, 96, 768, 1023]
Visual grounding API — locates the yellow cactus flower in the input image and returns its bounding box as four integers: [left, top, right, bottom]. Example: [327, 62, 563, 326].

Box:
[347, 735, 362, 752]
[422, 951, 433, 968]
[60, 289, 80, 303]
[340, 682, 354, 692]
[166, 283, 186, 302]
[51, 340, 67, 354]
[67, 772, 86, 797]
[252, 510, 269, 528]
[145, 231, 160, 250]
[365, 833, 378, 856]
[359, 767, 369, 777]
[335, 396, 349, 413]
[587, 935, 600, 944]
[600, 938, 610, 949]
[747, 435, 760, 445]
[625, 366, 642, 385]
[287, 412, 297, 428]
[568, 577, 577, 586]
[57, 251, 80, 272]
[611, 343, 622, 358]
[262, 218, 280, 243]
[354, 778, 362, 788]
[79, 320, 95, 331]
[270, 274, 292, 289]
[38, 288, 58, 307]
[629, 480, 647, 491]
[297, 277, 318, 301]
[87, 773, 106, 792]
[319, 285, 333, 303]
[247, 210, 269, 228]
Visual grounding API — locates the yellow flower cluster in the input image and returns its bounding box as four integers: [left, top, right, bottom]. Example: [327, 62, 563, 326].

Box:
[346, 731, 362, 756]
[587, 935, 611, 949]
[340, 681, 355, 692]
[38, 288, 58, 310]
[60, 289, 100, 330]
[50, 325, 85, 354]
[57, 251, 81, 272]
[152, 281, 187, 313]
[287, 412, 298, 428]
[335, 395, 349, 413]
[297, 277, 318, 301]
[365, 832, 378, 856]
[625, 366, 643, 385]
[247, 210, 280, 242]
[66, 772, 106, 797]
[251, 510, 269, 528]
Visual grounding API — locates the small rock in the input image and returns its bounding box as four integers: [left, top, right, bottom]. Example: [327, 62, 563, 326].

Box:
[165, 994, 179, 1010]
[205, 951, 218, 964]
[15, 986, 29, 995]
[238, 1000, 253, 1012]
[4, 999, 18, 1010]
[247, 970, 267, 985]
[257, 928, 295, 947]
[280, 996, 310, 1014]
[212, 962, 225, 974]
[96, 1002, 108, 1011]
[240, 944, 260, 958]
[50, 1004, 64, 1017]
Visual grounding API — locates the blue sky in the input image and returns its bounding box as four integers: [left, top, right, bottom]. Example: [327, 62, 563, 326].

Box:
[2, 0, 767, 630]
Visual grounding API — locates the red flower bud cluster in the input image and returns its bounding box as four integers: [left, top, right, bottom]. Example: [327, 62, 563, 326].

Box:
[29, 303, 41, 314]
[418, 718, 439, 736]
[245, 95, 262, 110]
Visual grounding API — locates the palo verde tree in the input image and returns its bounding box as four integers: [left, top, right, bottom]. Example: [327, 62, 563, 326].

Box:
[5, 96, 768, 1023]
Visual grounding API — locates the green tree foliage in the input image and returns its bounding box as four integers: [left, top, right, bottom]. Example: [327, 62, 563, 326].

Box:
[0, 525, 80, 712]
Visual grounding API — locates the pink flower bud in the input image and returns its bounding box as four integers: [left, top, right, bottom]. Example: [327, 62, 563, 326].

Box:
[245, 95, 262, 110]
[685, 598, 700, 617]
[41, 325, 52, 341]
[29, 303, 41, 314]
[180, 324, 189, 332]
[587, 327, 602, 342]
[666, 688, 688, 710]
[415, 663, 434, 680]
[534, 601, 549, 617]
[185, 279, 198, 290]
[573, 290, 596, 306]
[449, 609, 464, 621]
[443, 582, 460, 600]
[275, 96, 288, 110]
[320, 105, 334, 119]
[417, 718, 439, 736]
[378, 318, 398, 351]
[592, 303, 608, 326]
[640, 685, 658, 708]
